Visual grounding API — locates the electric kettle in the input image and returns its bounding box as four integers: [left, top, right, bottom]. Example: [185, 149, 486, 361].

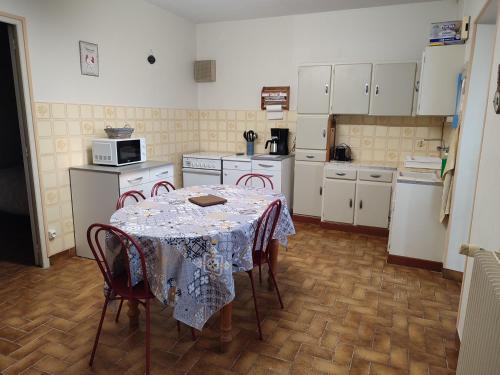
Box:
[265, 137, 279, 154]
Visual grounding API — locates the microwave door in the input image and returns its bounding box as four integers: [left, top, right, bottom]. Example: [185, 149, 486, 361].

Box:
[117, 140, 141, 164]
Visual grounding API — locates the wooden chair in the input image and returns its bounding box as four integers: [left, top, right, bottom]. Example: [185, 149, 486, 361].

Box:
[151, 180, 176, 197]
[116, 190, 146, 209]
[246, 199, 284, 340]
[236, 173, 274, 189]
[87, 223, 154, 374]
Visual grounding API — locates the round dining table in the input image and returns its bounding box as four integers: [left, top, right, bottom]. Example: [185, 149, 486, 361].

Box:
[108, 184, 295, 350]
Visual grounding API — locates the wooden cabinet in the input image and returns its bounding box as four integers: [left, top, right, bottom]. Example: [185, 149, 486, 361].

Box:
[322, 178, 356, 224]
[296, 115, 329, 150]
[417, 45, 466, 116]
[354, 182, 392, 228]
[297, 65, 332, 114]
[331, 63, 372, 114]
[70, 161, 174, 259]
[293, 161, 325, 217]
[370, 62, 416, 116]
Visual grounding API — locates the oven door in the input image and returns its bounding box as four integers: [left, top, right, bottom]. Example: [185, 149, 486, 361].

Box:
[182, 168, 221, 187]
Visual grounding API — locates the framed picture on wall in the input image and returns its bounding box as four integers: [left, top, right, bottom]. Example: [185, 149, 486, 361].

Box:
[79, 41, 99, 77]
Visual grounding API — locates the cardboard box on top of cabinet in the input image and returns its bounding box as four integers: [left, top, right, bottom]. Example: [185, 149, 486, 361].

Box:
[429, 20, 465, 46]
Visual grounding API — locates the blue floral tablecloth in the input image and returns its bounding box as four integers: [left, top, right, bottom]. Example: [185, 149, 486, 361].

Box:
[108, 184, 295, 329]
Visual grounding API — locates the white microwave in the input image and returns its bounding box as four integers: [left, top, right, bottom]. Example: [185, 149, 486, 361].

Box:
[92, 138, 146, 166]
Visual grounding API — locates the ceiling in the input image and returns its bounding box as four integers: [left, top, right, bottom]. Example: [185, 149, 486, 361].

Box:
[146, 0, 439, 23]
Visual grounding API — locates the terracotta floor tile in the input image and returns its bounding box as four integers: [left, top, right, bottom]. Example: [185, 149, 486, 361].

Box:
[0, 222, 461, 375]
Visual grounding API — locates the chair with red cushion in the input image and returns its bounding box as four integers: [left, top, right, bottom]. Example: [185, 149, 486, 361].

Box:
[116, 190, 146, 209]
[151, 180, 176, 197]
[236, 173, 274, 189]
[87, 223, 154, 374]
[246, 199, 284, 340]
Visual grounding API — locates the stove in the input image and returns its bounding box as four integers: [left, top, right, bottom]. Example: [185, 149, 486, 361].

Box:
[182, 152, 232, 187]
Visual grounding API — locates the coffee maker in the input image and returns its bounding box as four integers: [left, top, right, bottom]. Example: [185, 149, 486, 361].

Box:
[265, 128, 289, 155]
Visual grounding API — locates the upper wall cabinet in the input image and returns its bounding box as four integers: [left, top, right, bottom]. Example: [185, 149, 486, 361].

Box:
[331, 64, 372, 115]
[297, 65, 332, 114]
[417, 45, 466, 116]
[369, 62, 416, 116]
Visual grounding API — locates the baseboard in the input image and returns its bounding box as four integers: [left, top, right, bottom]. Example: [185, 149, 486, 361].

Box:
[387, 254, 443, 272]
[321, 221, 389, 237]
[49, 247, 76, 265]
[292, 214, 321, 224]
[443, 268, 463, 282]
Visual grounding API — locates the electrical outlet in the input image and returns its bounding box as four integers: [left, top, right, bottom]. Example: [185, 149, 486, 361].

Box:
[48, 229, 57, 240]
[417, 139, 425, 148]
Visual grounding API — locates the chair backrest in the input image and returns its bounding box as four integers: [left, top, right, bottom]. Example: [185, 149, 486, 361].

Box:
[116, 190, 146, 209]
[87, 223, 150, 297]
[151, 180, 176, 197]
[252, 199, 282, 255]
[236, 173, 274, 189]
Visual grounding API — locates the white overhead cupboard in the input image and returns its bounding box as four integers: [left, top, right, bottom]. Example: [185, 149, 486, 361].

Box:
[331, 62, 417, 116]
[369, 63, 416, 116]
[297, 65, 332, 114]
[296, 115, 329, 150]
[417, 45, 466, 116]
[331, 63, 372, 115]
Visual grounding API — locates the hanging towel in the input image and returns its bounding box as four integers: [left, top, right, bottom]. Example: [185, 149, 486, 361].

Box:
[440, 128, 459, 222]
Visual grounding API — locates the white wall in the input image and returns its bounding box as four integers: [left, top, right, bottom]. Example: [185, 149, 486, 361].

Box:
[0, 0, 197, 108]
[196, 1, 459, 110]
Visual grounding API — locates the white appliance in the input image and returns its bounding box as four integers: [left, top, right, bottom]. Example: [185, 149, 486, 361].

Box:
[388, 171, 446, 263]
[92, 138, 146, 166]
[182, 152, 231, 187]
[222, 154, 252, 185]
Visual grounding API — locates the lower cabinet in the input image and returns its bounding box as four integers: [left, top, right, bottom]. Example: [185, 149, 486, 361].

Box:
[293, 161, 324, 217]
[354, 182, 392, 228]
[322, 179, 356, 224]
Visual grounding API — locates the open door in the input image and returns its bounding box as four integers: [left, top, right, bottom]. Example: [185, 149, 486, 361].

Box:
[457, 0, 500, 338]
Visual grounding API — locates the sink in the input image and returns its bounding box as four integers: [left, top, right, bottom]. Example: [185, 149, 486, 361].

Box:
[398, 170, 441, 183]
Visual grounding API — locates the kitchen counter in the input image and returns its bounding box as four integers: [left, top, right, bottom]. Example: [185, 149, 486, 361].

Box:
[69, 160, 173, 175]
[328, 160, 398, 171]
[252, 154, 295, 161]
[222, 154, 256, 162]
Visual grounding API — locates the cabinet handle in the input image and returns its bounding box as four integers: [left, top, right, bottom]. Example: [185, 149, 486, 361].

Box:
[359, 200, 363, 209]
[258, 163, 273, 168]
[325, 84, 329, 94]
[365, 83, 369, 94]
[155, 171, 169, 177]
[127, 176, 143, 183]
[370, 174, 381, 178]
[322, 129, 326, 138]
[306, 155, 314, 159]
[335, 172, 346, 176]
[375, 85, 380, 95]
[320, 186, 323, 196]
[349, 198, 353, 208]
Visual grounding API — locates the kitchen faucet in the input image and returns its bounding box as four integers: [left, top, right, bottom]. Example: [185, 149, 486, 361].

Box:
[419, 138, 449, 153]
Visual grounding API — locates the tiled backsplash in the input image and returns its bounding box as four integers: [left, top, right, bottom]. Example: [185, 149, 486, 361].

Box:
[34, 102, 199, 256]
[198, 110, 297, 154]
[33, 105, 448, 256]
[335, 115, 446, 165]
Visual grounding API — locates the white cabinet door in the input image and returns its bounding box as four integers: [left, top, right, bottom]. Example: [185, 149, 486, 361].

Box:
[370, 62, 416, 116]
[417, 45, 466, 116]
[322, 179, 355, 224]
[222, 169, 245, 185]
[293, 161, 324, 217]
[297, 65, 332, 114]
[354, 182, 391, 228]
[296, 115, 329, 150]
[331, 63, 372, 114]
[251, 169, 282, 191]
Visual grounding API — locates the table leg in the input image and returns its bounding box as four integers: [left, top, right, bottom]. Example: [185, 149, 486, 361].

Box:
[127, 300, 140, 330]
[268, 239, 279, 291]
[220, 302, 232, 353]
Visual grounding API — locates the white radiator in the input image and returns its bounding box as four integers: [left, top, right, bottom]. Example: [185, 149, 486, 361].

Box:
[457, 250, 500, 375]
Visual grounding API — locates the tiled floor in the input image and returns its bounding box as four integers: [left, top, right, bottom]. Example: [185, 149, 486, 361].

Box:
[0, 222, 461, 374]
